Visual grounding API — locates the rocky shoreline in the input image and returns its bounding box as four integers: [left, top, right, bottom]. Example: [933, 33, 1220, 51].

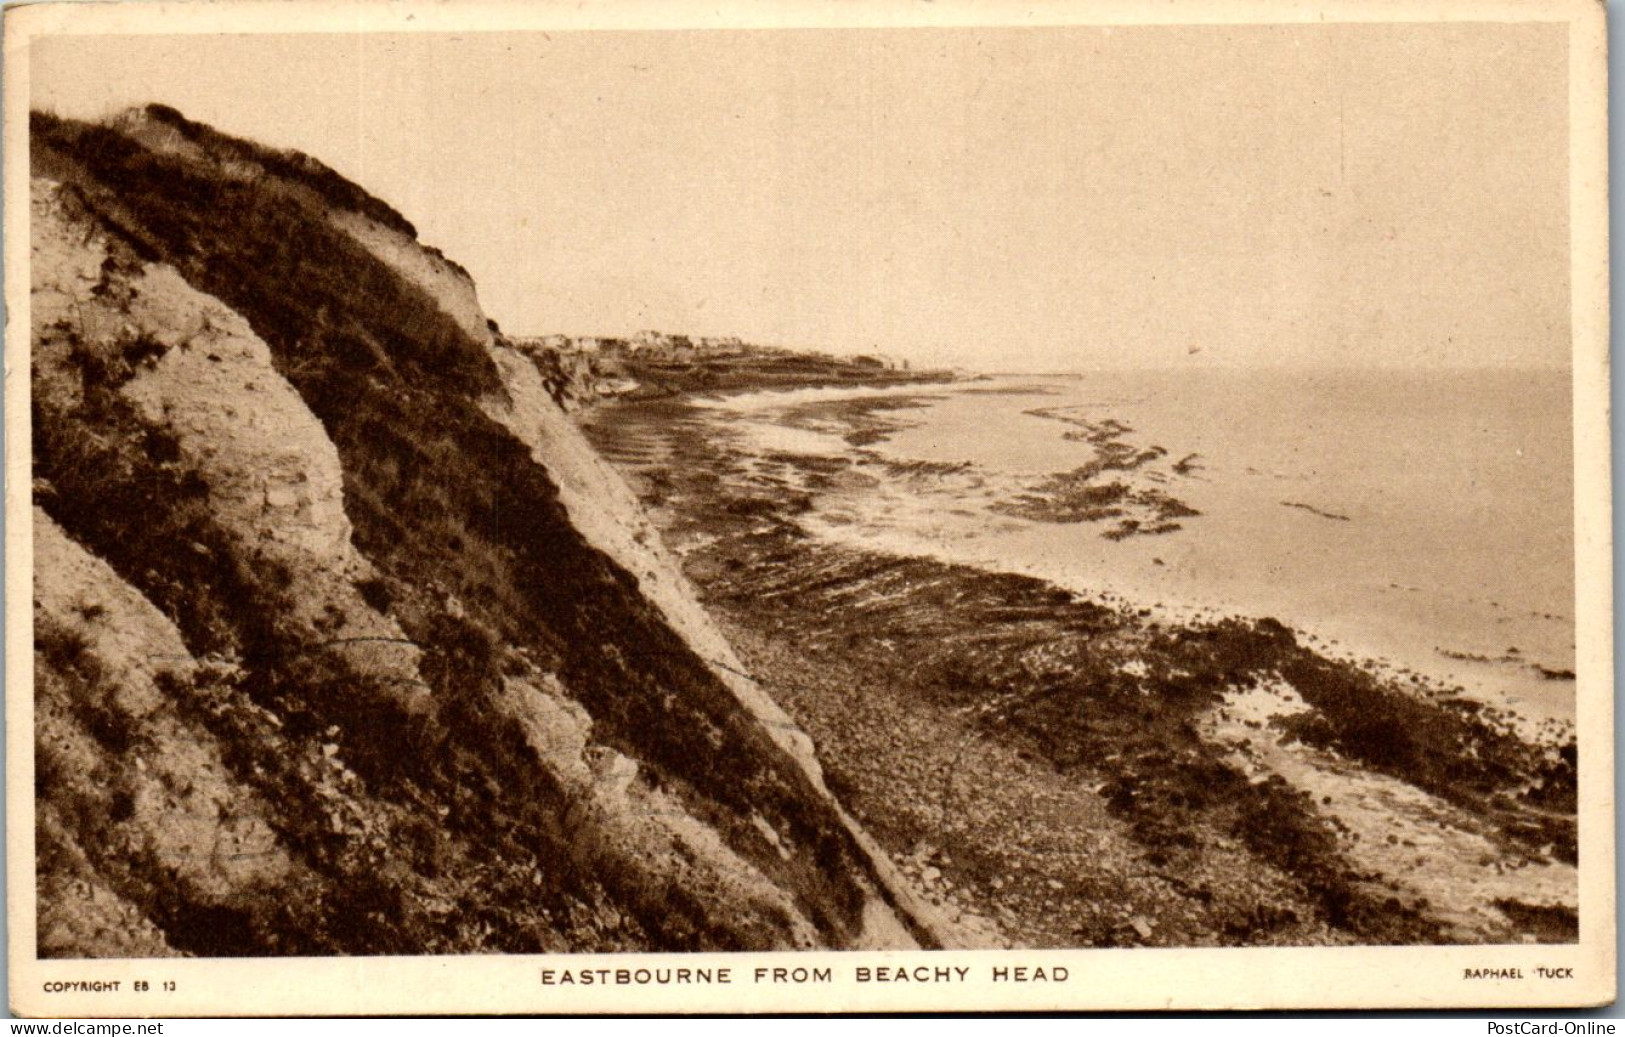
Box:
[579, 383, 1578, 948]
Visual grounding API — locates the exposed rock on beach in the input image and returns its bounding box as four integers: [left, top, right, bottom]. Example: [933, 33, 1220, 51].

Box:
[580, 381, 1578, 947]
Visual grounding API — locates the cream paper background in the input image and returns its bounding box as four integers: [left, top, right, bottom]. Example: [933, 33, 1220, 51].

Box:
[3, 0, 1612, 1015]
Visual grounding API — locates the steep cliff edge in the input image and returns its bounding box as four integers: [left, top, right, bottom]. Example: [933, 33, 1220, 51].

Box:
[28, 105, 942, 955]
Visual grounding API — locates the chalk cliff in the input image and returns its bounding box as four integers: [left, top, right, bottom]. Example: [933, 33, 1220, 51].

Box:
[28, 105, 943, 956]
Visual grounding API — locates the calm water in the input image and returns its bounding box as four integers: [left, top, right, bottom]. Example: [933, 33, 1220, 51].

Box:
[705, 368, 1576, 724]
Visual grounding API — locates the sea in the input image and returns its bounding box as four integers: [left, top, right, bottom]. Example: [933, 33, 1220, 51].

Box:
[697, 367, 1576, 728]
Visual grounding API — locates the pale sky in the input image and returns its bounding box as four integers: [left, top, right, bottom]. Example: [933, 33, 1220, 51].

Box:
[31, 24, 1569, 371]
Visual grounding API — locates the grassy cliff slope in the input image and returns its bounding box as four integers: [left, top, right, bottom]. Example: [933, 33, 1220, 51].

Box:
[28, 106, 937, 956]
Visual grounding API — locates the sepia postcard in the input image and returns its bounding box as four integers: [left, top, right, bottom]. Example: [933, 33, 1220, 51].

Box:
[2, 0, 1613, 1016]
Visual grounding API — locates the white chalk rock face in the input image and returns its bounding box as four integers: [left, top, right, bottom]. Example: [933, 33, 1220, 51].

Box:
[32, 175, 424, 695]
[119, 266, 355, 564]
[32, 178, 353, 566]
[328, 209, 494, 348]
[32, 506, 192, 722]
[498, 675, 822, 951]
[34, 510, 293, 955]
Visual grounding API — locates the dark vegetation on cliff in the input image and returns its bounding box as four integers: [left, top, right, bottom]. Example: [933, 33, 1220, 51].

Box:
[31, 107, 908, 955]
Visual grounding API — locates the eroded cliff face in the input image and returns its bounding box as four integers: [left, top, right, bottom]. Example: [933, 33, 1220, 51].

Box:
[28, 105, 939, 956]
